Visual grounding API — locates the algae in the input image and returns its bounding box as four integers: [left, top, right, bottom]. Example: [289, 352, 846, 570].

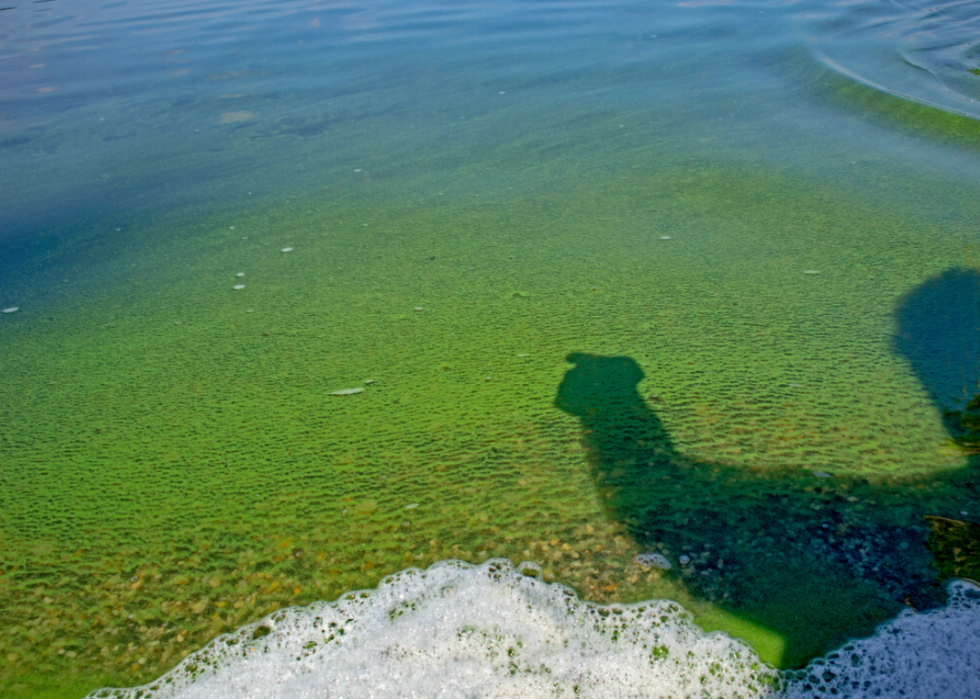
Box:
[2, 160, 979, 696]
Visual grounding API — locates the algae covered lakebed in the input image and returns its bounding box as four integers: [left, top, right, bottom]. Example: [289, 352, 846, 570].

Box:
[2, 0, 980, 696]
[3, 158, 980, 695]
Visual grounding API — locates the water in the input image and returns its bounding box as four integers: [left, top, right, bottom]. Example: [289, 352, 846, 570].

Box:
[1, 0, 980, 696]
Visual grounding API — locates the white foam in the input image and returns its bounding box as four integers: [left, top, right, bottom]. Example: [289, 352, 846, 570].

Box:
[89, 559, 778, 699]
[86, 562, 980, 699]
[783, 579, 980, 699]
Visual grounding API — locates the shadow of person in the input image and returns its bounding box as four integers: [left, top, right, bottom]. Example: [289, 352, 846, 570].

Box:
[893, 267, 980, 441]
[553, 267, 980, 669]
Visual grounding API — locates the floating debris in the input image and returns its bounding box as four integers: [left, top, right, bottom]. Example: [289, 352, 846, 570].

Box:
[413, 307, 424, 311]
[329, 387, 365, 396]
[281, 247, 294, 253]
[2, 307, 18, 313]
[236, 272, 245, 277]
[803, 270, 820, 275]
[233, 284, 245, 290]
[659, 236, 672, 240]
[634, 553, 672, 570]
[364, 379, 377, 385]
[405, 503, 419, 510]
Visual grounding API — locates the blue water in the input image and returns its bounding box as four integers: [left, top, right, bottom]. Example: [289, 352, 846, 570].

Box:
[4, 0, 976, 248]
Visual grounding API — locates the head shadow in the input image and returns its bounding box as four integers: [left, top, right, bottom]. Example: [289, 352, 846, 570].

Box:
[893, 266, 980, 438]
[553, 268, 980, 669]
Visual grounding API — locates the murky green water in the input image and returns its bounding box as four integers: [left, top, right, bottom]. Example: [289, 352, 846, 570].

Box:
[2, 0, 980, 696]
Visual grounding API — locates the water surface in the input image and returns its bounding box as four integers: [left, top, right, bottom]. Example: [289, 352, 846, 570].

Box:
[2, 0, 980, 696]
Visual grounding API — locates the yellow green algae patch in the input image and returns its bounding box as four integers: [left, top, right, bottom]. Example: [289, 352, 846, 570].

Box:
[1, 161, 979, 697]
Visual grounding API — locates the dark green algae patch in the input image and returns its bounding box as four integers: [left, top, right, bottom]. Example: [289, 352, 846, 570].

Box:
[2, 163, 979, 696]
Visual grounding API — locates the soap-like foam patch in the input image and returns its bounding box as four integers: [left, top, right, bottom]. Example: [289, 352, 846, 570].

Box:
[783, 579, 980, 699]
[88, 559, 779, 699]
[87, 562, 980, 699]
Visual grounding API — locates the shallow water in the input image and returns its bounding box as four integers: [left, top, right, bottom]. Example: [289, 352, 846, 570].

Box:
[1, 0, 980, 696]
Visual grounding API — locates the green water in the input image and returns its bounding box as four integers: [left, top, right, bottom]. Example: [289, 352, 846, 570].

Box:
[3, 152, 979, 694]
[3, 0, 980, 695]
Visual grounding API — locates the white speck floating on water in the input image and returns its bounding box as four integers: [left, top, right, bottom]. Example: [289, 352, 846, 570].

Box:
[329, 387, 365, 396]
[635, 553, 672, 570]
[803, 270, 820, 275]
[233, 285, 245, 290]
[236, 272, 245, 277]
[2, 307, 18, 314]
[405, 502, 419, 510]
[281, 247, 294, 253]
[660, 236, 672, 240]
[413, 306, 424, 311]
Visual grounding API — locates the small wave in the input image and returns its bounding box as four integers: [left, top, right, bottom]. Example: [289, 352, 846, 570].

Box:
[806, 0, 980, 120]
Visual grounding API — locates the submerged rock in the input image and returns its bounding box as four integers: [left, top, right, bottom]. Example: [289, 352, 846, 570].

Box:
[634, 553, 672, 570]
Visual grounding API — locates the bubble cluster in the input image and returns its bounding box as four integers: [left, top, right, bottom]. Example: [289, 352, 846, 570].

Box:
[87, 560, 781, 699]
[86, 563, 980, 699]
[783, 581, 980, 699]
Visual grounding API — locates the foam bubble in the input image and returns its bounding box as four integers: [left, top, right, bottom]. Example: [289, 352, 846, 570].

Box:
[87, 564, 980, 699]
[783, 580, 980, 699]
[88, 559, 779, 699]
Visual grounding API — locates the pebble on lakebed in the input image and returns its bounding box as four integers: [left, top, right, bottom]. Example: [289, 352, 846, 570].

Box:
[634, 553, 672, 570]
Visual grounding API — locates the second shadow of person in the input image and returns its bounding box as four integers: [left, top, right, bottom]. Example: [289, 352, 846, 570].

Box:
[555, 349, 952, 669]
